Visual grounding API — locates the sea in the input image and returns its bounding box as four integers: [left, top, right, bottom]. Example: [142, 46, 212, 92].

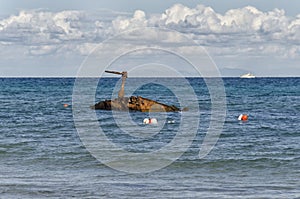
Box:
[0, 77, 299, 198]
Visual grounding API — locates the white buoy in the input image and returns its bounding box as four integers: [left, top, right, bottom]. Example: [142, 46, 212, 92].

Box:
[143, 118, 149, 124]
[143, 118, 157, 124]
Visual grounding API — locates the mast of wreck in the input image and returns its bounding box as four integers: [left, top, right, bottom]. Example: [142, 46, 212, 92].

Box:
[105, 70, 127, 99]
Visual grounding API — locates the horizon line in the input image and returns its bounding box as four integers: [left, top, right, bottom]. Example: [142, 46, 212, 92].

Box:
[1, 76, 300, 78]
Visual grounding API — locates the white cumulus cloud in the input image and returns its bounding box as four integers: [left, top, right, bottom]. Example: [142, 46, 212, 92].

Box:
[112, 10, 147, 32]
[0, 9, 110, 55]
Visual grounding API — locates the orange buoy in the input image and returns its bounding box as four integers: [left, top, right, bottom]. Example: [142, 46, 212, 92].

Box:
[63, 104, 69, 108]
[238, 114, 248, 121]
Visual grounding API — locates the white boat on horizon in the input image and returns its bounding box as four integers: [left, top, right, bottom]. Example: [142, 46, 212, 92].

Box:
[240, 73, 255, 78]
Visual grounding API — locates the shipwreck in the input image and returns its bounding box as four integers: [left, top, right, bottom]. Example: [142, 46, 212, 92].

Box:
[91, 70, 184, 112]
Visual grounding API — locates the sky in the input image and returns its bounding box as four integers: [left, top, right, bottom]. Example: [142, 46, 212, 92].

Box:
[0, 0, 299, 77]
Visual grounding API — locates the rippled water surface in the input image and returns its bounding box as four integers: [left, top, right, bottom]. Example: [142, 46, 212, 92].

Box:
[0, 78, 299, 198]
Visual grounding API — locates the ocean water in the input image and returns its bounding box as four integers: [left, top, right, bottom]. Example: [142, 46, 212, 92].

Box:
[0, 77, 299, 198]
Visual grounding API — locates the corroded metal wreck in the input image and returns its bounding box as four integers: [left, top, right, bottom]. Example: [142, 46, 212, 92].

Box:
[91, 70, 184, 112]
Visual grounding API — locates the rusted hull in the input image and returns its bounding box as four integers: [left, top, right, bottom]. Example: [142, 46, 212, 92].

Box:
[91, 96, 181, 112]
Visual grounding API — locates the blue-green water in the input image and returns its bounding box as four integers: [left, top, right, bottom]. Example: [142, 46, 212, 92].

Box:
[0, 78, 299, 198]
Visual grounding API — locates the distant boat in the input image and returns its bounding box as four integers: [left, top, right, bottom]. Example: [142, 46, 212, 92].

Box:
[240, 73, 255, 78]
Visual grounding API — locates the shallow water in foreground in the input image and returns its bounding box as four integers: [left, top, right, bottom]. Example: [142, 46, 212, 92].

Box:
[0, 78, 299, 198]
